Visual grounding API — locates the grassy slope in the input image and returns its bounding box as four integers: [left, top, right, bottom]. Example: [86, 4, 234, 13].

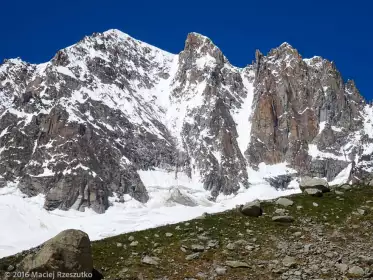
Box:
[1, 185, 372, 279]
[91, 185, 373, 279]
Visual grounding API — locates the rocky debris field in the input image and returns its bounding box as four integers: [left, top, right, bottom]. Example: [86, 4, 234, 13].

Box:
[1, 184, 373, 280]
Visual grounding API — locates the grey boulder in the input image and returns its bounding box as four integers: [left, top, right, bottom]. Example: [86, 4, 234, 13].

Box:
[339, 184, 352, 191]
[300, 177, 330, 193]
[225, 260, 250, 268]
[304, 188, 323, 197]
[20, 229, 93, 276]
[240, 200, 263, 217]
[272, 216, 295, 223]
[276, 197, 294, 207]
[141, 256, 160, 266]
[348, 265, 365, 277]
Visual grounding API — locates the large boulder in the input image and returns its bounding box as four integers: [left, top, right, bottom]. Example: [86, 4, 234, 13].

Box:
[225, 260, 250, 268]
[240, 200, 263, 217]
[19, 229, 93, 279]
[304, 188, 323, 197]
[276, 197, 294, 207]
[338, 183, 352, 191]
[300, 176, 330, 193]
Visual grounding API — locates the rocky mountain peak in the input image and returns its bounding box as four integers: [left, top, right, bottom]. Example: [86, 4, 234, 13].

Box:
[1, 58, 27, 68]
[267, 42, 301, 62]
[0, 58, 33, 79]
[345, 79, 364, 100]
[0, 58, 36, 112]
[76, 29, 134, 49]
[102, 28, 131, 39]
[272, 42, 297, 52]
[247, 40, 370, 183]
[183, 32, 225, 66]
[1, 29, 373, 215]
[303, 56, 326, 69]
[185, 32, 214, 50]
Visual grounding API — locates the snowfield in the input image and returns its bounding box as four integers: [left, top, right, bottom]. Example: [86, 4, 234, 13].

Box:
[0, 166, 300, 258]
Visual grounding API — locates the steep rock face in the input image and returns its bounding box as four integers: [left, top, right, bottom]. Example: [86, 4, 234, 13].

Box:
[0, 30, 180, 212]
[1, 29, 372, 213]
[170, 33, 251, 196]
[247, 43, 366, 180]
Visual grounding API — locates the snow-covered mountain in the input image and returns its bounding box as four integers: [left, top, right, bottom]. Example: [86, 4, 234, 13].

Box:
[1, 29, 373, 213]
[1, 29, 373, 256]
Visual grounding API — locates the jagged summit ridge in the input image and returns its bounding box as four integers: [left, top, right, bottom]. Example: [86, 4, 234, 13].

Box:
[0, 29, 372, 214]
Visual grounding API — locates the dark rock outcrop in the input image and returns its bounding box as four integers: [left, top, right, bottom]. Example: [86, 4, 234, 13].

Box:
[247, 44, 366, 180]
[265, 174, 295, 190]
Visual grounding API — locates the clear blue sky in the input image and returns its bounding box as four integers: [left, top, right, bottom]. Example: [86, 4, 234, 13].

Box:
[1, 0, 372, 99]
